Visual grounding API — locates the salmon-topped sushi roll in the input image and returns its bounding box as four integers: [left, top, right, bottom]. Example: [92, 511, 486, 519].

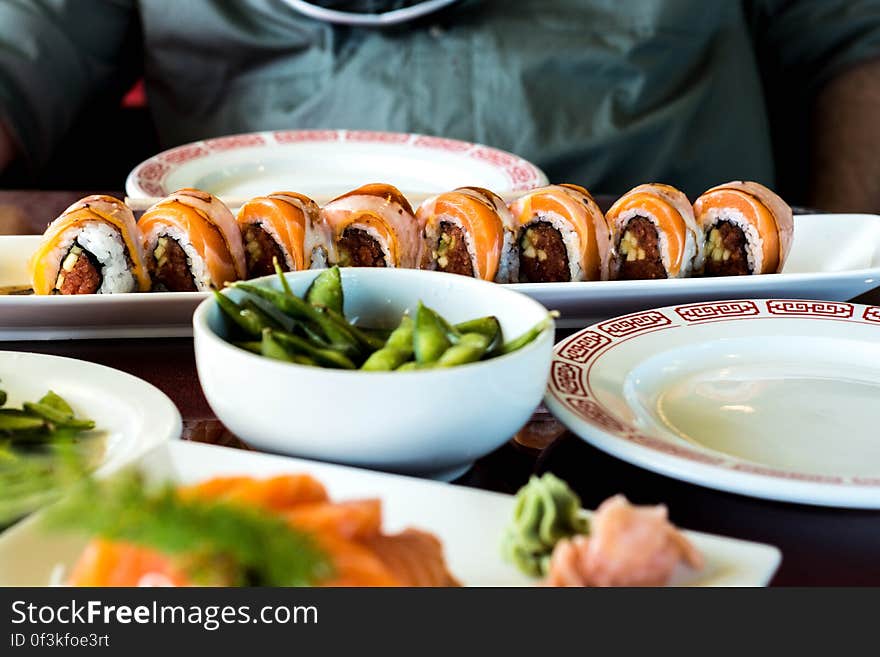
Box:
[236, 192, 331, 278]
[693, 181, 793, 276]
[29, 195, 151, 295]
[509, 184, 612, 282]
[138, 189, 246, 291]
[417, 186, 518, 282]
[605, 183, 703, 280]
[321, 184, 421, 268]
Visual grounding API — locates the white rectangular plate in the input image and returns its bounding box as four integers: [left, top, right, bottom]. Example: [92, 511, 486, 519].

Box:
[2, 213, 876, 338]
[0, 441, 780, 586]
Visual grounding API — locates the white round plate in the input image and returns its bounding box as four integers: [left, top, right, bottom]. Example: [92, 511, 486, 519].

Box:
[545, 299, 880, 508]
[0, 351, 181, 475]
[125, 130, 548, 199]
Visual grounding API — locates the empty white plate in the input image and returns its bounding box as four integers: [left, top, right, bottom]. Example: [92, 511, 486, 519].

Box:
[125, 130, 548, 199]
[0, 440, 780, 586]
[545, 299, 880, 508]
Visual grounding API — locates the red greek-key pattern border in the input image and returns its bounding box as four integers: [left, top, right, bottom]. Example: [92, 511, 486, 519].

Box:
[597, 310, 671, 337]
[556, 330, 611, 363]
[550, 361, 585, 397]
[132, 130, 545, 195]
[766, 299, 854, 319]
[675, 300, 760, 323]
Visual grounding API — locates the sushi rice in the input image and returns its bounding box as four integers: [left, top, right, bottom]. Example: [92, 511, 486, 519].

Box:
[51, 222, 136, 294]
[144, 225, 212, 291]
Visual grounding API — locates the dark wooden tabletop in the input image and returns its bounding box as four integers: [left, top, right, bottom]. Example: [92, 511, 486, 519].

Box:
[3, 190, 880, 586]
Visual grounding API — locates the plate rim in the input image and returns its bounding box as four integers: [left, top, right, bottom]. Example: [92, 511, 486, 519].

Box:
[544, 298, 880, 508]
[124, 129, 549, 198]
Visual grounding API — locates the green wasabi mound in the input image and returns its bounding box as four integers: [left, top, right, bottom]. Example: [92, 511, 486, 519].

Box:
[501, 473, 590, 577]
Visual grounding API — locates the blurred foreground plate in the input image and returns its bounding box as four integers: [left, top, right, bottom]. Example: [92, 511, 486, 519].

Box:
[0, 440, 780, 586]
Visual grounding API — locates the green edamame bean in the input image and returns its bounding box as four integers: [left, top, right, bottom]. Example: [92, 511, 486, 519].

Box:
[240, 298, 292, 333]
[454, 316, 501, 352]
[269, 330, 357, 370]
[234, 283, 358, 352]
[0, 410, 46, 432]
[414, 302, 452, 364]
[360, 315, 414, 371]
[306, 266, 344, 315]
[498, 314, 556, 355]
[214, 291, 264, 338]
[37, 391, 74, 416]
[273, 257, 294, 297]
[395, 361, 420, 372]
[318, 307, 385, 352]
[22, 402, 95, 430]
[261, 330, 296, 363]
[434, 333, 491, 368]
[233, 341, 262, 354]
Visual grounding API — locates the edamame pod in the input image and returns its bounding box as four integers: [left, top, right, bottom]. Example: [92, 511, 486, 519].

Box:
[454, 316, 501, 352]
[214, 291, 264, 338]
[360, 316, 414, 371]
[414, 302, 451, 364]
[234, 283, 358, 351]
[498, 313, 557, 355]
[270, 330, 357, 370]
[434, 333, 491, 367]
[261, 330, 296, 363]
[306, 266, 344, 315]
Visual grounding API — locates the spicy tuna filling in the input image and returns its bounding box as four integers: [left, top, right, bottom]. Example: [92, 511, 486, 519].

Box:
[435, 222, 474, 277]
[151, 236, 197, 292]
[617, 216, 667, 280]
[519, 222, 570, 282]
[703, 221, 750, 276]
[336, 228, 386, 267]
[55, 244, 101, 295]
[244, 224, 286, 277]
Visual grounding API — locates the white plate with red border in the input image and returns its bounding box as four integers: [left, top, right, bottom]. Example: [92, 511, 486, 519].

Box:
[124, 129, 548, 200]
[545, 299, 880, 508]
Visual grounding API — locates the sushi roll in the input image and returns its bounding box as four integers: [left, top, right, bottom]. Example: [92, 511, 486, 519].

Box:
[236, 192, 331, 278]
[605, 183, 703, 280]
[29, 195, 150, 295]
[138, 189, 246, 291]
[321, 183, 421, 268]
[693, 181, 793, 276]
[416, 186, 518, 282]
[509, 184, 612, 282]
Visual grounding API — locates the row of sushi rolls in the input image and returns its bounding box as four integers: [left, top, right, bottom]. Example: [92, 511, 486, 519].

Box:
[29, 180, 792, 295]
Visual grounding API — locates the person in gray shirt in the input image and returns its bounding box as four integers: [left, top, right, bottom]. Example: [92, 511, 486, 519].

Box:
[1, 0, 879, 209]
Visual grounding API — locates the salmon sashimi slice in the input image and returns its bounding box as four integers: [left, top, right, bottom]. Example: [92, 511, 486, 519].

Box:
[362, 528, 461, 587]
[67, 540, 190, 587]
[315, 534, 402, 587]
[283, 499, 382, 540]
[178, 475, 329, 511]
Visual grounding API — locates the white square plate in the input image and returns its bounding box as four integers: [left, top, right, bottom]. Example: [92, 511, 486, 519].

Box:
[0, 441, 780, 586]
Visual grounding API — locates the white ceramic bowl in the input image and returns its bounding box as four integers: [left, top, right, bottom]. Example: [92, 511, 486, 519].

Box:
[193, 268, 554, 478]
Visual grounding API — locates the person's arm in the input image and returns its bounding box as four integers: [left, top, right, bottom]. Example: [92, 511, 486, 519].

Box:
[0, 120, 15, 173]
[747, 0, 880, 211]
[0, 0, 138, 174]
[811, 58, 880, 211]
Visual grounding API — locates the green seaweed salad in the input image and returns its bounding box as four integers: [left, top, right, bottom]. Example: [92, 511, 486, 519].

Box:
[215, 261, 556, 370]
[0, 386, 99, 527]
